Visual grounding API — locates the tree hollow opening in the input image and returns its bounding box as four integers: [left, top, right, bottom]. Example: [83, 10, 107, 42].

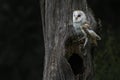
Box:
[68, 54, 84, 75]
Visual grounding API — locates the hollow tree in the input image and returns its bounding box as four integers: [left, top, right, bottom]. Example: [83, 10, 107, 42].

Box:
[40, 0, 96, 80]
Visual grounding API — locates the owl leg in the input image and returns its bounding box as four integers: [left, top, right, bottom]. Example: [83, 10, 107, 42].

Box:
[79, 36, 86, 40]
[83, 37, 88, 48]
[78, 35, 86, 41]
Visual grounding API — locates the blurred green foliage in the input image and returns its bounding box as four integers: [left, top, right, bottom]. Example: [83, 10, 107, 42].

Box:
[93, 24, 120, 80]
[87, 0, 120, 79]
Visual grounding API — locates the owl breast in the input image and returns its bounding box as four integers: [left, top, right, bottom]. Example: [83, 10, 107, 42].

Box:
[73, 22, 86, 38]
[73, 22, 82, 34]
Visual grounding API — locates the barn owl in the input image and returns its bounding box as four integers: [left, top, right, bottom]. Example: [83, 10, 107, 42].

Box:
[73, 10, 101, 47]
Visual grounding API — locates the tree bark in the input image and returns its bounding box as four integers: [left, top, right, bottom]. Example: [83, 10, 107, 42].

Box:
[40, 0, 96, 80]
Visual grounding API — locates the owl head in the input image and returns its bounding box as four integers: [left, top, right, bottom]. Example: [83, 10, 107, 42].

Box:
[73, 10, 86, 24]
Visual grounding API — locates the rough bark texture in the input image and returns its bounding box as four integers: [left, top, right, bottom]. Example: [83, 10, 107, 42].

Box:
[40, 0, 96, 80]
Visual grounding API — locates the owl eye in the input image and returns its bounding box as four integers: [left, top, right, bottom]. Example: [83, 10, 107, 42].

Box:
[78, 14, 81, 17]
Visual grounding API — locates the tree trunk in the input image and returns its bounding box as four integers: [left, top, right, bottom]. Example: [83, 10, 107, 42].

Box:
[40, 0, 96, 80]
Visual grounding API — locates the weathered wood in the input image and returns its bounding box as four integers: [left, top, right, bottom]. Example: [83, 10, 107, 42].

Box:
[40, 0, 96, 80]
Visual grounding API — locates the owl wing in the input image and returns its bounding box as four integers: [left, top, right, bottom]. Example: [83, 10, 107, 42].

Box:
[82, 23, 101, 40]
[87, 30, 101, 40]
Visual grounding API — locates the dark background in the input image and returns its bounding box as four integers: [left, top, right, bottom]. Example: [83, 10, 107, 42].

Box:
[87, 0, 120, 80]
[0, 0, 119, 80]
[0, 0, 44, 80]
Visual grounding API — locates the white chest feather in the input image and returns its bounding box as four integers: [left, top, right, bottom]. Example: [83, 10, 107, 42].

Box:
[73, 22, 86, 34]
[73, 22, 82, 33]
